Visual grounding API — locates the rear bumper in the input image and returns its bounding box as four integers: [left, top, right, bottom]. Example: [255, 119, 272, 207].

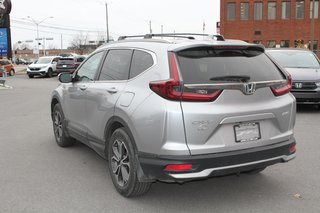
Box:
[292, 90, 320, 104]
[138, 139, 296, 182]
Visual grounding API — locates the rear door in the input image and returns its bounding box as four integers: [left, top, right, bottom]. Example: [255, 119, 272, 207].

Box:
[176, 46, 295, 155]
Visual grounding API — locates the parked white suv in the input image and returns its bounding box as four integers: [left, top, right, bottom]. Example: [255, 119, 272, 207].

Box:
[27, 56, 60, 78]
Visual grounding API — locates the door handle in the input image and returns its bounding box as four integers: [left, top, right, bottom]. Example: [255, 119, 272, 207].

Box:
[79, 85, 88, 91]
[106, 87, 118, 94]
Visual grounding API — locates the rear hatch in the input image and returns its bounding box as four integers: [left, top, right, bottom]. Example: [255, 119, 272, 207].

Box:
[171, 45, 295, 155]
[57, 58, 76, 69]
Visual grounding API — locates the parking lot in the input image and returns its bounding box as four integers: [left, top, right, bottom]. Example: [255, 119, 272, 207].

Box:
[0, 75, 320, 213]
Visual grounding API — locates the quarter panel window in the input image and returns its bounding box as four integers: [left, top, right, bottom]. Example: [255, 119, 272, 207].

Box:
[76, 51, 105, 82]
[129, 50, 154, 79]
[99, 49, 132, 81]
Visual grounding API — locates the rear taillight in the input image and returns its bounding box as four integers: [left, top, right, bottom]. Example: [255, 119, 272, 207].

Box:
[149, 52, 222, 102]
[271, 74, 292, 96]
[289, 144, 296, 153]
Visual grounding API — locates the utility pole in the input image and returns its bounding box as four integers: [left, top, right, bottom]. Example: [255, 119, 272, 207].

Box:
[60, 34, 63, 54]
[105, 2, 110, 43]
[311, 0, 315, 51]
[149, 21, 152, 34]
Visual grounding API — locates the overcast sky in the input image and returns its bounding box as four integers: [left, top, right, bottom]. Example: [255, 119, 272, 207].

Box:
[11, 0, 220, 50]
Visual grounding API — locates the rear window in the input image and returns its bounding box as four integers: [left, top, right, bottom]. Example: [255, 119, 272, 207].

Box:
[176, 47, 284, 84]
[58, 58, 74, 64]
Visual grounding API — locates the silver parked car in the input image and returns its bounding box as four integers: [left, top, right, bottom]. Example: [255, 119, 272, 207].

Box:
[266, 48, 320, 107]
[51, 34, 296, 197]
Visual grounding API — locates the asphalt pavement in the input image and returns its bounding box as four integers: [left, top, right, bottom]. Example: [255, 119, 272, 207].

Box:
[0, 75, 320, 213]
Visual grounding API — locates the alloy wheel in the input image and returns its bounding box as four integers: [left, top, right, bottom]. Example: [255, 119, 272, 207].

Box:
[53, 110, 63, 142]
[110, 139, 130, 187]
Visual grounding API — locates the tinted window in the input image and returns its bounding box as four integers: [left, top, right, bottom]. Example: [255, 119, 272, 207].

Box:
[77, 57, 85, 63]
[267, 51, 320, 68]
[130, 50, 154, 78]
[99, 49, 132, 81]
[76, 51, 105, 82]
[58, 58, 74, 64]
[176, 47, 284, 84]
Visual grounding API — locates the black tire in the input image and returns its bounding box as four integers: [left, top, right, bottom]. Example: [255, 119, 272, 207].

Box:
[108, 128, 151, 197]
[47, 68, 53, 78]
[28, 74, 34, 78]
[244, 167, 266, 175]
[9, 69, 15, 76]
[52, 103, 75, 147]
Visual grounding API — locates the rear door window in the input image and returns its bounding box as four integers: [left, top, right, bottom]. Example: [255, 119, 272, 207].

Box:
[129, 50, 154, 78]
[176, 47, 284, 84]
[99, 49, 132, 81]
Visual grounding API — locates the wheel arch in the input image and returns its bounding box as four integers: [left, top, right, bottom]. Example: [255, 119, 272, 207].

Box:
[104, 116, 139, 155]
[104, 116, 151, 182]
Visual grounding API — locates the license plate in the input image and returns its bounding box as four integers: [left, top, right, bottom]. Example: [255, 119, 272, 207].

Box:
[234, 122, 261, 142]
[63, 65, 67, 68]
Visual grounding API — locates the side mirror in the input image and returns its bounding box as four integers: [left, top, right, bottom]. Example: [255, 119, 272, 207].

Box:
[52, 61, 57, 64]
[58, 72, 73, 83]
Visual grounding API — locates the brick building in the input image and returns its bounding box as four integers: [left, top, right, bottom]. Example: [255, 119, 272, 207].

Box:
[220, 0, 320, 52]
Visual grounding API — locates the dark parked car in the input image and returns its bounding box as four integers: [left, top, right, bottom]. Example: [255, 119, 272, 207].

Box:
[266, 48, 320, 107]
[15, 58, 28, 65]
[56, 56, 86, 74]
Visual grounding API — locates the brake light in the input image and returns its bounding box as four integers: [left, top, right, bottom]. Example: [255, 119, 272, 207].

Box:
[289, 144, 296, 153]
[149, 52, 222, 101]
[164, 164, 193, 171]
[271, 74, 292, 96]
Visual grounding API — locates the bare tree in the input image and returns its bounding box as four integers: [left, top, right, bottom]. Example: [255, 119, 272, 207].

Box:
[69, 33, 89, 55]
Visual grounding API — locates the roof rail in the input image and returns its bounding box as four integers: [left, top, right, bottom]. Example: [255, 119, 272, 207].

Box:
[118, 33, 225, 41]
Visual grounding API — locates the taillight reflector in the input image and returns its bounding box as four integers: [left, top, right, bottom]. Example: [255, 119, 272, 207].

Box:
[164, 164, 193, 171]
[289, 145, 296, 153]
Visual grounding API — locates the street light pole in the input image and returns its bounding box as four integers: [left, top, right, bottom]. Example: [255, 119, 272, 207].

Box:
[105, 2, 109, 43]
[26, 16, 54, 58]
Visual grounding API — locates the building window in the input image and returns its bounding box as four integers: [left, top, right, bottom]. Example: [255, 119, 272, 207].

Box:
[294, 39, 304, 47]
[282, 1, 291, 19]
[254, 2, 263, 20]
[267, 40, 276, 48]
[310, 0, 319, 19]
[268, 2, 277, 19]
[240, 2, 249, 20]
[308, 40, 318, 50]
[253, 40, 262, 44]
[227, 3, 236, 20]
[280, 40, 290, 47]
[296, 1, 305, 19]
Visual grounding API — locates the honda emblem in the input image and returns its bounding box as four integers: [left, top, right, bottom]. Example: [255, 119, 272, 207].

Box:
[243, 83, 256, 95]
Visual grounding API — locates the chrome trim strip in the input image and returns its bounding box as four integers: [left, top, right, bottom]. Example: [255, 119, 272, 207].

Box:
[169, 154, 296, 179]
[184, 80, 286, 95]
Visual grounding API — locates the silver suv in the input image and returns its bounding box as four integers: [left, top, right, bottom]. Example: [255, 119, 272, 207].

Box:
[51, 34, 296, 197]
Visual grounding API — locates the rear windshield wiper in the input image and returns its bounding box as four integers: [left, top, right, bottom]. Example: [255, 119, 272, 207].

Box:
[209, 75, 250, 83]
